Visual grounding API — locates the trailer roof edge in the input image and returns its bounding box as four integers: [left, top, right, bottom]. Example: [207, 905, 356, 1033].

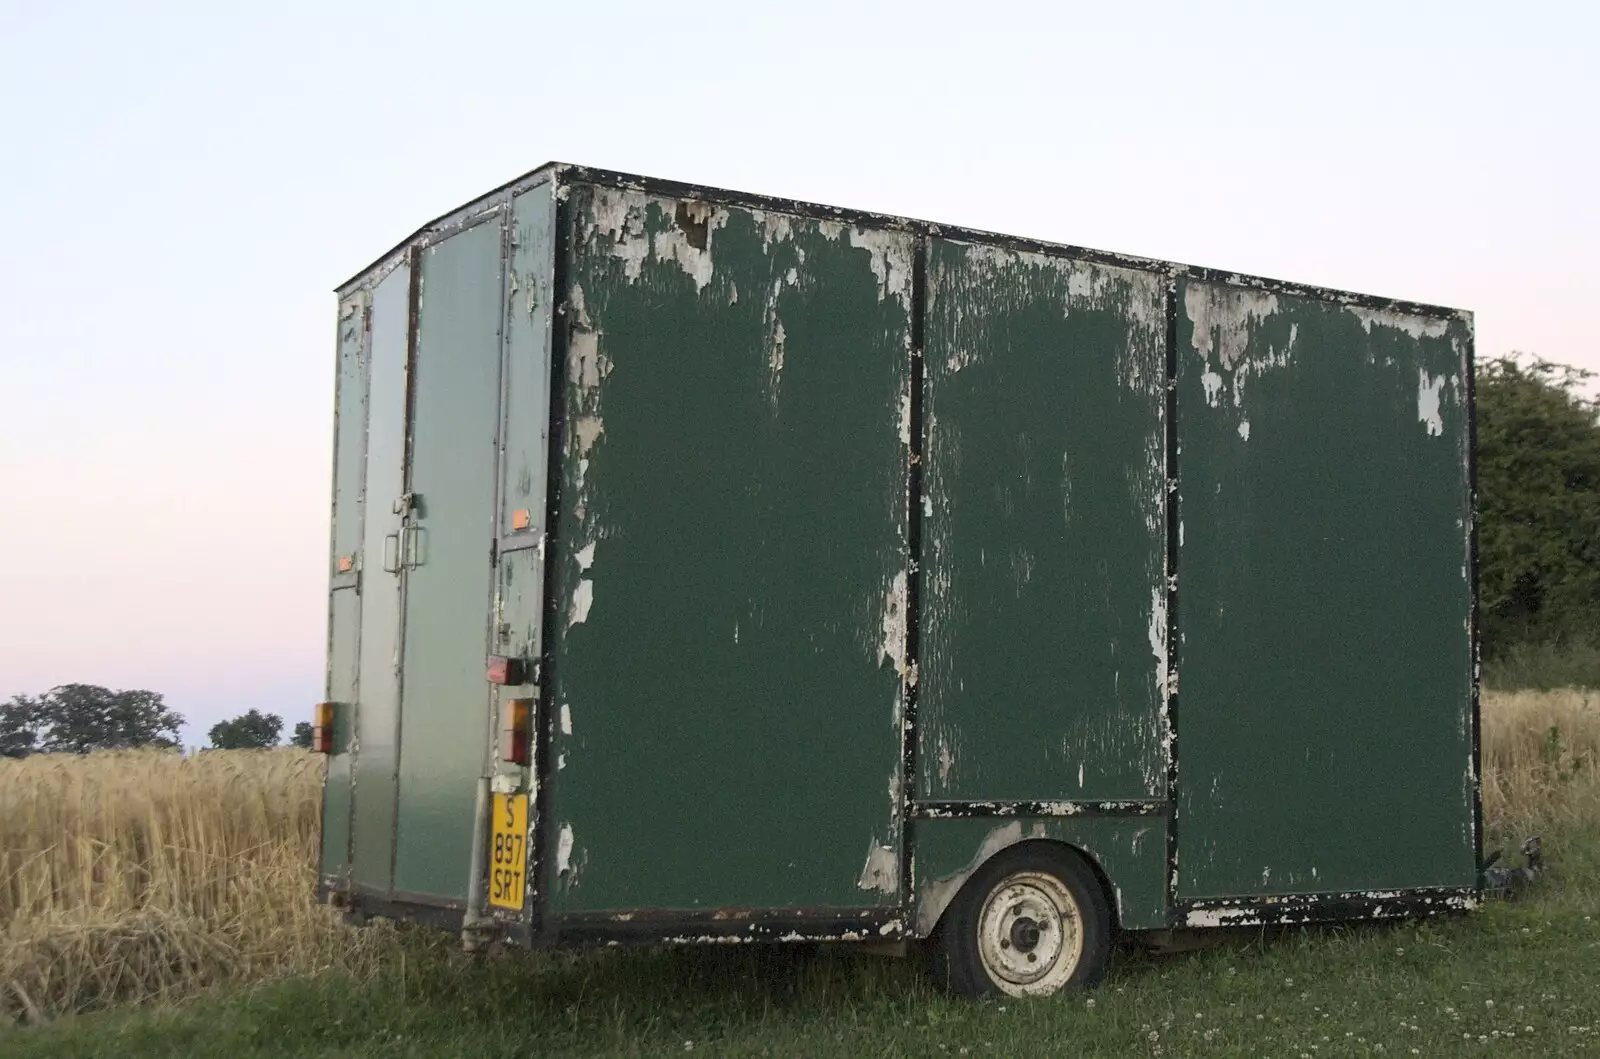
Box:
[332, 162, 1471, 321]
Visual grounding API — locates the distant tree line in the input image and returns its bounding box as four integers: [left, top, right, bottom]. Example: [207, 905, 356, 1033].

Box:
[0, 687, 311, 758]
[1475, 354, 1600, 655]
[2, 354, 1595, 757]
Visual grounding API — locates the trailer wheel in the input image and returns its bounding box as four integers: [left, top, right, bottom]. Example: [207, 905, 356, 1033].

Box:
[932, 843, 1111, 997]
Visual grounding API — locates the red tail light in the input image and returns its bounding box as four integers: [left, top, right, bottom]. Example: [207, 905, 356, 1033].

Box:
[312, 702, 335, 754]
[500, 698, 533, 765]
[487, 655, 526, 686]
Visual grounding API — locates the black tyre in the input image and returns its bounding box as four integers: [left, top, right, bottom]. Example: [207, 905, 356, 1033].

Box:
[930, 842, 1112, 997]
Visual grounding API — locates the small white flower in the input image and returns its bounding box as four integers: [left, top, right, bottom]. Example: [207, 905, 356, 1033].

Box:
[1085, 998, 1096, 1008]
[1486, 1000, 1495, 1008]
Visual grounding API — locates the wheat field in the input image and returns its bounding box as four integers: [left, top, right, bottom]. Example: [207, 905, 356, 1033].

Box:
[0, 748, 385, 1024]
[1, 689, 1596, 1024]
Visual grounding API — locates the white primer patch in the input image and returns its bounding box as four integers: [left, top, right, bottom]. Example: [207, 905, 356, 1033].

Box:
[879, 570, 909, 675]
[568, 579, 594, 628]
[1347, 305, 1452, 339]
[1418, 369, 1446, 437]
[857, 843, 899, 894]
[653, 204, 728, 292]
[1200, 369, 1224, 407]
[568, 330, 606, 389]
[1147, 586, 1169, 703]
[1184, 285, 1280, 371]
[575, 542, 597, 571]
[560, 703, 572, 736]
[556, 824, 575, 874]
[1237, 420, 1251, 441]
[573, 416, 605, 457]
[848, 227, 914, 309]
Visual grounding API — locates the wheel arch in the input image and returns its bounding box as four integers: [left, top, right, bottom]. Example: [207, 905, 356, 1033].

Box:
[914, 828, 1122, 938]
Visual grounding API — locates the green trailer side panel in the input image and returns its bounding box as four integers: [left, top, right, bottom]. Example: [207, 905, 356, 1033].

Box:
[321, 589, 359, 876]
[491, 182, 555, 795]
[330, 294, 370, 569]
[1175, 281, 1476, 899]
[500, 182, 556, 542]
[919, 241, 1168, 801]
[350, 262, 411, 894]
[393, 219, 505, 900]
[320, 292, 369, 879]
[912, 817, 1167, 931]
[544, 186, 910, 912]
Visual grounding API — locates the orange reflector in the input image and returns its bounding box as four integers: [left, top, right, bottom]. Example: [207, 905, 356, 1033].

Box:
[512, 508, 532, 531]
[312, 702, 335, 754]
[500, 698, 533, 765]
[487, 655, 526, 686]
[337, 554, 354, 573]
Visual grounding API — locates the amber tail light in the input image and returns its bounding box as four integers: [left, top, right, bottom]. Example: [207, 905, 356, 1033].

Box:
[500, 698, 533, 766]
[312, 702, 336, 754]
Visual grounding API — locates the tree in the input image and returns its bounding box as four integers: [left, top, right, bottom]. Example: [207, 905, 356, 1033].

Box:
[209, 709, 284, 750]
[33, 685, 184, 753]
[1476, 354, 1600, 653]
[290, 721, 315, 749]
[1, 695, 41, 758]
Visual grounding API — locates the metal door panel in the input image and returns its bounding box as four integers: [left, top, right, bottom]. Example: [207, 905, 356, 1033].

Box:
[391, 219, 505, 900]
[349, 262, 410, 894]
[319, 291, 369, 880]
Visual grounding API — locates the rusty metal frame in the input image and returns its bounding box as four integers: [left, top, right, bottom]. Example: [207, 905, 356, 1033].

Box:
[898, 234, 929, 909]
[548, 908, 905, 948]
[1176, 887, 1477, 928]
[1464, 327, 1486, 873]
[527, 179, 572, 947]
[1162, 278, 1183, 915]
[910, 800, 1168, 820]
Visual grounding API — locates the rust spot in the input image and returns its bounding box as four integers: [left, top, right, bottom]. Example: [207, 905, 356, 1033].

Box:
[512, 508, 532, 531]
[337, 554, 354, 573]
[674, 201, 710, 250]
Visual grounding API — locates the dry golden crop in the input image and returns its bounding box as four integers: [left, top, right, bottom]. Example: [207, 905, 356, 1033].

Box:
[1480, 687, 1600, 834]
[0, 748, 383, 1024]
[1, 690, 1595, 1024]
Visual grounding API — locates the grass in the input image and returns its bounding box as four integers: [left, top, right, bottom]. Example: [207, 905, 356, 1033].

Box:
[1, 688, 1597, 1056]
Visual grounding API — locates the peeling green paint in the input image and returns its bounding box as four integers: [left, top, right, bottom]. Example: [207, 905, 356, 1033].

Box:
[542, 187, 911, 911]
[918, 241, 1168, 803]
[1175, 279, 1476, 899]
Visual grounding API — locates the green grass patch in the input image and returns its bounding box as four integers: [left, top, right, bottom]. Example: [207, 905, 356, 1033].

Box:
[6, 830, 1597, 1059]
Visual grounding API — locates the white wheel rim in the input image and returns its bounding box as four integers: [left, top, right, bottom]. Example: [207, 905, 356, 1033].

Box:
[975, 870, 1084, 996]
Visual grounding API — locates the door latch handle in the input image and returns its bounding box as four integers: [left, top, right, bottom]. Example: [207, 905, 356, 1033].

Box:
[382, 533, 401, 573]
[403, 525, 426, 569]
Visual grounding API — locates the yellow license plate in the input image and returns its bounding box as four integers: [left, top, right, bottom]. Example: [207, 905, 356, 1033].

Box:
[488, 792, 528, 911]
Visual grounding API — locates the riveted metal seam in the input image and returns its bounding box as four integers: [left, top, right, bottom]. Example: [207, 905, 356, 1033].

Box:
[1163, 272, 1182, 924]
[900, 233, 928, 912]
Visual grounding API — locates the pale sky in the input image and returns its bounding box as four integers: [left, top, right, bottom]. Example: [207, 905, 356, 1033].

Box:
[2, 2, 1595, 745]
